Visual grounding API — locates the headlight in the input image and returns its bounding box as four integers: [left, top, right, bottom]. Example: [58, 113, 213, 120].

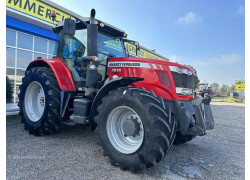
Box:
[181, 88, 193, 95]
[169, 66, 192, 75]
[176, 87, 193, 95]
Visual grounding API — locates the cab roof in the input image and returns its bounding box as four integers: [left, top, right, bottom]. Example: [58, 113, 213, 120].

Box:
[53, 17, 127, 38]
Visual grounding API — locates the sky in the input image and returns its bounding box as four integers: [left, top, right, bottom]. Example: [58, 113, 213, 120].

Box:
[53, 0, 245, 86]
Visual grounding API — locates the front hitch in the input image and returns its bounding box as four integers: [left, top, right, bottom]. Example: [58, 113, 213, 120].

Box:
[191, 93, 215, 135]
[203, 93, 215, 130]
[175, 93, 215, 136]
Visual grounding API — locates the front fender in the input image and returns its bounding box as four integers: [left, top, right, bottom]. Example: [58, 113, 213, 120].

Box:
[90, 77, 143, 130]
[26, 58, 76, 91]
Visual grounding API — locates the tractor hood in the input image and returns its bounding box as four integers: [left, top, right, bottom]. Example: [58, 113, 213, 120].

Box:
[107, 57, 194, 101]
[108, 57, 195, 75]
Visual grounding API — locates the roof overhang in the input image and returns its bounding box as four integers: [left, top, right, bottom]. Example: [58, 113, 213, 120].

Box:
[6, 7, 53, 30]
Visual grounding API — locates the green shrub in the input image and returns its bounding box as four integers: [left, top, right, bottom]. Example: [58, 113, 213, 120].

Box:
[222, 97, 238, 103]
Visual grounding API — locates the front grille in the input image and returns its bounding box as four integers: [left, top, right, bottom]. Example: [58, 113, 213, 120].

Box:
[171, 72, 194, 89]
[156, 70, 172, 90]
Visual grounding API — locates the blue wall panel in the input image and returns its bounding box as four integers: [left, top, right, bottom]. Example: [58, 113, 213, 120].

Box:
[6, 16, 59, 41]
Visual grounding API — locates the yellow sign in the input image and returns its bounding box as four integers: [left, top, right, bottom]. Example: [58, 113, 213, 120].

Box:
[235, 80, 245, 90]
[104, 39, 123, 50]
[124, 42, 164, 60]
[6, 0, 71, 24]
[138, 48, 164, 60]
[124, 42, 137, 56]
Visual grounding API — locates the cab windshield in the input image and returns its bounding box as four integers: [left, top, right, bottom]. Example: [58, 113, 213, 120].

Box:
[198, 84, 208, 89]
[58, 29, 126, 87]
[60, 30, 126, 60]
[98, 33, 125, 57]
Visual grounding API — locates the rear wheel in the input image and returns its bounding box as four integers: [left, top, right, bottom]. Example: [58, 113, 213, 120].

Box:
[95, 87, 176, 172]
[18, 67, 62, 135]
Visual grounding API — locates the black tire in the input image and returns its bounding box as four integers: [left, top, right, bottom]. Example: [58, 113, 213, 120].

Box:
[95, 87, 176, 172]
[173, 131, 195, 145]
[6, 76, 13, 103]
[18, 67, 62, 136]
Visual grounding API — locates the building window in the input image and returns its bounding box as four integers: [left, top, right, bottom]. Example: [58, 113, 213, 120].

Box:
[34, 37, 47, 53]
[49, 41, 56, 55]
[17, 50, 33, 69]
[18, 32, 33, 50]
[6, 28, 57, 104]
[6, 29, 16, 46]
[6, 47, 15, 67]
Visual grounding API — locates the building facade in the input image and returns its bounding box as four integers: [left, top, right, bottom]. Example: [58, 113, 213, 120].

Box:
[6, 0, 168, 114]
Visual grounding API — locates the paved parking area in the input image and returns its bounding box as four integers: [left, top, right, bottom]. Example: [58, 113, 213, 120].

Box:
[7, 101, 245, 180]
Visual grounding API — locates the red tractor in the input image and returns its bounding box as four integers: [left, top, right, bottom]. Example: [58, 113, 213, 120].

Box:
[18, 9, 214, 172]
[195, 83, 213, 97]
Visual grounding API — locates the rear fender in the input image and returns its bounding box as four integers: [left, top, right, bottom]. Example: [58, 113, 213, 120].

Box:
[26, 58, 76, 91]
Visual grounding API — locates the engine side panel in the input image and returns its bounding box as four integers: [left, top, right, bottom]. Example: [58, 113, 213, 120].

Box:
[107, 57, 193, 101]
[27, 57, 76, 91]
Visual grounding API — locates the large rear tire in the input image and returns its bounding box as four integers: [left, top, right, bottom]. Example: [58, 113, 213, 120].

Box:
[18, 67, 62, 135]
[95, 87, 176, 172]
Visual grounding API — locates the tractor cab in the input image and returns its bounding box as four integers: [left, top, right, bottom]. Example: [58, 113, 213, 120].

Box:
[52, 12, 128, 89]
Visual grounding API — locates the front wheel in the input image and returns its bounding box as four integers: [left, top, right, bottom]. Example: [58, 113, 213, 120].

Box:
[173, 131, 195, 145]
[18, 67, 62, 135]
[95, 87, 176, 172]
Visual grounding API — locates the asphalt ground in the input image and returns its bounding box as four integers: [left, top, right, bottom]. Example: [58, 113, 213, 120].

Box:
[6, 101, 245, 180]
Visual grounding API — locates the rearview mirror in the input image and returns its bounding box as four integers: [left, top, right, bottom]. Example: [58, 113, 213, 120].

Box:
[63, 18, 76, 35]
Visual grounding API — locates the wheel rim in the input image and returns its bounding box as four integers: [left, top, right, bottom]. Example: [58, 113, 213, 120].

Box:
[24, 81, 45, 122]
[106, 106, 144, 154]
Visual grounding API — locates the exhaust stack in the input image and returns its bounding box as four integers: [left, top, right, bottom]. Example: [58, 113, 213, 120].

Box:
[86, 9, 98, 96]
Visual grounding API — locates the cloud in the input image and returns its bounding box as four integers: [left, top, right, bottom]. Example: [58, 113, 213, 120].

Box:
[187, 54, 242, 68]
[177, 12, 201, 24]
[209, 54, 242, 65]
[186, 54, 245, 85]
[170, 54, 244, 85]
[170, 55, 183, 63]
[237, 6, 244, 15]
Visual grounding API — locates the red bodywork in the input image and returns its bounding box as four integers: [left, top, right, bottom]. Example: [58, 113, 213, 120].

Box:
[107, 57, 194, 101]
[28, 57, 76, 91]
[29, 57, 194, 101]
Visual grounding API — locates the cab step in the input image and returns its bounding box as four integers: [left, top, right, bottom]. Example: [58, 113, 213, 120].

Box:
[64, 98, 93, 125]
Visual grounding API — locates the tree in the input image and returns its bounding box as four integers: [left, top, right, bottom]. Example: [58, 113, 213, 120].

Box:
[226, 86, 231, 96]
[230, 84, 235, 91]
[193, 75, 200, 90]
[210, 82, 220, 94]
[186, 65, 200, 89]
[220, 84, 228, 95]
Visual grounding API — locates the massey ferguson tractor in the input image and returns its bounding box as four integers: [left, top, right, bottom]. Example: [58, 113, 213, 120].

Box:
[18, 9, 214, 172]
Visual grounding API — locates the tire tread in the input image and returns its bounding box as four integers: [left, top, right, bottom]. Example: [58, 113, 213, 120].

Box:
[18, 67, 62, 135]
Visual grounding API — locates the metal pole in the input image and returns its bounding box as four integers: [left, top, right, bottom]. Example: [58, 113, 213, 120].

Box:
[239, 90, 243, 103]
